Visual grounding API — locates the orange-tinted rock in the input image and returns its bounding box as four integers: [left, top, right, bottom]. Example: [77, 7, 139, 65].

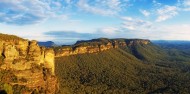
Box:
[0, 41, 4, 56]
[44, 48, 55, 75]
[0, 33, 57, 94]
[99, 42, 113, 51]
[3, 43, 19, 62]
[15, 40, 29, 57]
[73, 46, 88, 54]
[87, 46, 100, 53]
[55, 39, 150, 57]
[28, 40, 42, 63]
[55, 47, 73, 56]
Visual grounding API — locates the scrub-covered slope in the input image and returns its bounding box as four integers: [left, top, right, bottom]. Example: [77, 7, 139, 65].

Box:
[55, 38, 190, 94]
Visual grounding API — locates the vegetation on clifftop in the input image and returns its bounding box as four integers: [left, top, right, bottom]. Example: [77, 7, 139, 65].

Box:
[0, 33, 25, 41]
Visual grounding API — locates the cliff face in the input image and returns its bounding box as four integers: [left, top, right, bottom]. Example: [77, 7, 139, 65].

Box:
[0, 34, 57, 94]
[55, 38, 151, 57]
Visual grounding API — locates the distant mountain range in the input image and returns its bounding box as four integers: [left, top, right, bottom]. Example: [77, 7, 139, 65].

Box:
[38, 41, 57, 47]
[153, 40, 190, 49]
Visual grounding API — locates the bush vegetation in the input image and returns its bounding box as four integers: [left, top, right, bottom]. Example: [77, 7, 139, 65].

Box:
[0, 33, 25, 41]
[55, 43, 190, 94]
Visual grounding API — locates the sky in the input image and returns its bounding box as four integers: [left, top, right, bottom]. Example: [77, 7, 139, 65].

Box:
[0, 0, 190, 44]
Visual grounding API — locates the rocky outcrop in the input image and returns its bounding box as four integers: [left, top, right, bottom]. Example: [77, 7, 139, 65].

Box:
[44, 48, 55, 75]
[0, 34, 58, 94]
[55, 38, 151, 57]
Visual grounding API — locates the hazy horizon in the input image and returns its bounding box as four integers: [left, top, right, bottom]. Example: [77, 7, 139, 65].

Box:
[0, 0, 190, 43]
[39, 38, 190, 45]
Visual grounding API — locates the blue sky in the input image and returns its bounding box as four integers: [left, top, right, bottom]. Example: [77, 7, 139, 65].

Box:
[0, 0, 190, 44]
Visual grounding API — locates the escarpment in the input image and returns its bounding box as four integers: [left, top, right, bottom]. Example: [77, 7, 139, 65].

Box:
[54, 38, 151, 57]
[0, 34, 58, 94]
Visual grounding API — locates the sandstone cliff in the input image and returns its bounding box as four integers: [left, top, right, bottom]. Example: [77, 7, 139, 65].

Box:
[0, 34, 58, 94]
[54, 38, 151, 57]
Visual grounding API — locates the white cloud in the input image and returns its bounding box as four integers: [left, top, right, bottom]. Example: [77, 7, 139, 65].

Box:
[77, 0, 116, 15]
[121, 17, 133, 21]
[106, 0, 121, 10]
[181, 0, 190, 11]
[0, 0, 67, 25]
[77, 0, 128, 16]
[150, 24, 190, 40]
[102, 22, 190, 40]
[100, 27, 119, 34]
[156, 5, 178, 22]
[140, 9, 150, 17]
[65, 0, 71, 4]
[121, 17, 152, 31]
[0, 0, 130, 25]
[183, 0, 190, 6]
[153, 0, 162, 7]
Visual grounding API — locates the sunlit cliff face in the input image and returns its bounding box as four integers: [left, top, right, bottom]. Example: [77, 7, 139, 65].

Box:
[0, 40, 54, 74]
[0, 34, 58, 94]
[55, 39, 150, 57]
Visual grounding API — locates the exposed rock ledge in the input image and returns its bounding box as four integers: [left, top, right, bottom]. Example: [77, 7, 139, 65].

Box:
[0, 34, 58, 94]
[54, 38, 150, 57]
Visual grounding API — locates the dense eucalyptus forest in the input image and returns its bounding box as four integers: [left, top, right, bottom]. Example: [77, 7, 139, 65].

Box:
[55, 40, 190, 94]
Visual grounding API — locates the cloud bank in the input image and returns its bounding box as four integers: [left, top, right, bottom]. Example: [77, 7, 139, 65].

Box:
[0, 0, 189, 25]
[0, 0, 67, 25]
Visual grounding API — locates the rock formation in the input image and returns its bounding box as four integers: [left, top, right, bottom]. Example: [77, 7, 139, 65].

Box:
[0, 34, 58, 94]
[55, 38, 151, 57]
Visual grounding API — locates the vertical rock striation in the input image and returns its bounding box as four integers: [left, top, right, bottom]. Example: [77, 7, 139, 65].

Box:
[0, 34, 58, 94]
[54, 38, 151, 57]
